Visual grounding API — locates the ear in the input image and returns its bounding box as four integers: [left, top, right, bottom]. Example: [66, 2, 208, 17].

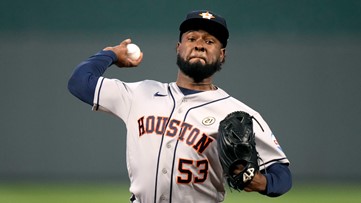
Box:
[176, 42, 181, 53]
[220, 48, 226, 63]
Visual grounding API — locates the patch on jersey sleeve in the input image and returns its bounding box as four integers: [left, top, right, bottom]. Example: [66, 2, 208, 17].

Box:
[271, 133, 284, 152]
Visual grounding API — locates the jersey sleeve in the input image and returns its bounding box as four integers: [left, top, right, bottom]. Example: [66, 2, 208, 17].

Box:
[252, 113, 290, 170]
[68, 50, 117, 105]
[92, 77, 141, 121]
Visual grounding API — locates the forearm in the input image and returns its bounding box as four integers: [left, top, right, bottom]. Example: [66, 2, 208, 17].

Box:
[261, 163, 292, 197]
[67, 50, 116, 105]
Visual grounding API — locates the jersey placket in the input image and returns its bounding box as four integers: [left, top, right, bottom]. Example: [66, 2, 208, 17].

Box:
[154, 95, 189, 203]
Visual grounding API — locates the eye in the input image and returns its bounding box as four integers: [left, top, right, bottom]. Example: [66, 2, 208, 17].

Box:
[205, 39, 215, 45]
[187, 37, 196, 42]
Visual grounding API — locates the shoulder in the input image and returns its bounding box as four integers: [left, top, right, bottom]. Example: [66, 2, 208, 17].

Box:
[215, 88, 269, 125]
[140, 79, 168, 86]
[101, 78, 167, 89]
[216, 92, 259, 117]
[132, 80, 170, 91]
[225, 97, 269, 128]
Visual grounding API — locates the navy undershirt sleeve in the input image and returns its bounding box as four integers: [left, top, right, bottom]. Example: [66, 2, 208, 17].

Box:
[67, 50, 117, 105]
[261, 163, 292, 197]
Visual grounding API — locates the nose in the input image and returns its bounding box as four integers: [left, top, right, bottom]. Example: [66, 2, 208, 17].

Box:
[193, 38, 206, 52]
[194, 44, 205, 52]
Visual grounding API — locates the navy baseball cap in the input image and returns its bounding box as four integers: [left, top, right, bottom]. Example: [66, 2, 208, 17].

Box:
[179, 10, 229, 47]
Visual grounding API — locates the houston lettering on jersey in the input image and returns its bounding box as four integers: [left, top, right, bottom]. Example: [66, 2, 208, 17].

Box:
[137, 115, 214, 154]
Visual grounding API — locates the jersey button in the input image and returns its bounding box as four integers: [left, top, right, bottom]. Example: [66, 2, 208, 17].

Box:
[166, 143, 171, 148]
[160, 195, 168, 201]
[162, 168, 167, 174]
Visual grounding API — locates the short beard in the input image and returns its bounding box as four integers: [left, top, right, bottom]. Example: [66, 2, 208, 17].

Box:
[176, 55, 222, 83]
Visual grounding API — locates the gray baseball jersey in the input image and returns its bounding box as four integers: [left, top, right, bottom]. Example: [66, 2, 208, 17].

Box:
[93, 78, 289, 203]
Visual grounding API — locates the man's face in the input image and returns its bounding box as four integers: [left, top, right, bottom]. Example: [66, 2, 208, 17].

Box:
[176, 30, 225, 83]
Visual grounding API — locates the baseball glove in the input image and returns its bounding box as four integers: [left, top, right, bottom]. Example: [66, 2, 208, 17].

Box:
[217, 111, 259, 191]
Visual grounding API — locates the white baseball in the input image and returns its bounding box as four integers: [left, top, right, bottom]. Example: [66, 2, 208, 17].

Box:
[127, 43, 141, 60]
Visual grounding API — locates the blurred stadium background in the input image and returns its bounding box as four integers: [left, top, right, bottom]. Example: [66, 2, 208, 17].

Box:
[1, 0, 361, 202]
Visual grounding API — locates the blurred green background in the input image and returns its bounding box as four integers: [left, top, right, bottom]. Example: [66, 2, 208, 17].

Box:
[1, 0, 361, 202]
